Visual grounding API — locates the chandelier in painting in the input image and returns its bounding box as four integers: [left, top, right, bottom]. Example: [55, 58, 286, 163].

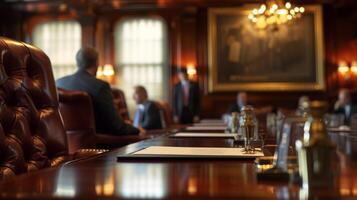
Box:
[248, 0, 305, 30]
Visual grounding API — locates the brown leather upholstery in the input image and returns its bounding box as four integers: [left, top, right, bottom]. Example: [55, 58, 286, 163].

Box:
[58, 88, 148, 149]
[0, 37, 70, 178]
[111, 87, 130, 121]
[58, 88, 96, 154]
[156, 101, 173, 128]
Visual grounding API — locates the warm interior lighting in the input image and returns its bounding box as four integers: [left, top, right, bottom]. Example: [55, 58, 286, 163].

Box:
[112, 0, 120, 8]
[248, 0, 304, 30]
[103, 64, 115, 76]
[186, 63, 197, 76]
[187, 177, 198, 195]
[96, 64, 116, 85]
[96, 66, 104, 77]
[351, 61, 357, 74]
[97, 64, 115, 77]
[338, 62, 350, 74]
[59, 3, 67, 11]
[103, 177, 115, 196]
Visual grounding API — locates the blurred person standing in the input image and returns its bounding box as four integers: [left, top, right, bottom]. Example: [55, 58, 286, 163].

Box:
[173, 68, 200, 124]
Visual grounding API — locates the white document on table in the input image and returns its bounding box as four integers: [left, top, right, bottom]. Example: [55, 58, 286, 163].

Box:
[173, 132, 235, 138]
[133, 146, 264, 157]
[185, 126, 227, 131]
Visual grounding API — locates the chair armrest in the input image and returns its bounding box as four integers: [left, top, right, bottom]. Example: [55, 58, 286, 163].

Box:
[73, 148, 109, 160]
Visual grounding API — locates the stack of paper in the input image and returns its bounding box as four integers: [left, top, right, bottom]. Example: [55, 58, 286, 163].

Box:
[132, 146, 264, 158]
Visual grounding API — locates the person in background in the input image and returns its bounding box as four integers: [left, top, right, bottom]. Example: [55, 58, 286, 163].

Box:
[295, 95, 310, 116]
[173, 68, 200, 124]
[132, 85, 163, 130]
[57, 47, 141, 135]
[223, 91, 272, 124]
[333, 88, 357, 124]
[227, 92, 248, 114]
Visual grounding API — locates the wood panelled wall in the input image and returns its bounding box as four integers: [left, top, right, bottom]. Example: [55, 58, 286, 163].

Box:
[1, 1, 357, 118]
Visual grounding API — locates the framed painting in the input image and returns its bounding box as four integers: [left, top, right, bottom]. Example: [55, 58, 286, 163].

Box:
[208, 5, 325, 92]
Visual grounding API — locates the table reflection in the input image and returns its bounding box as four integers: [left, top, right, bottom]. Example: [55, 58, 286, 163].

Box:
[276, 186, 290, 199]
[95, 169, 115, 196]
[54, 167, 76, 198]
[187, 177, 198, 195]
[117, 164, 167, 198]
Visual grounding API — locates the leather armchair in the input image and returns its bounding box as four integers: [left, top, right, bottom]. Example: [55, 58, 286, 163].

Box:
[58, 88, 148, 150]
[156, 101, 173, 128]
[111, 87, 130, 122]
[58, 88, 96, 154]
[0, 37, 103, 179]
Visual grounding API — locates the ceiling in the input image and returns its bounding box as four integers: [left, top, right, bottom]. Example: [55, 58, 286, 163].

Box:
[1, 0, 356, 14]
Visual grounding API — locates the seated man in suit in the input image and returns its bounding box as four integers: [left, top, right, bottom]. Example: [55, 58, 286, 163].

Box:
[173, 68, 200, 124]
[56, 47, 140, 135]
[132, 85, 163, 130]
[295, 95, 310, 116]
[227, 92, 248, 114]
[333, 88, 357, 124]
[223, 92, 272, 124]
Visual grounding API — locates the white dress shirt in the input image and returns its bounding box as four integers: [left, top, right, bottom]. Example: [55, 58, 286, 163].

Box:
[181, 80, 190, 106]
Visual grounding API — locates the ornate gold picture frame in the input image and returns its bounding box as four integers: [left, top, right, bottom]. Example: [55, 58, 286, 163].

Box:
[208, 5, 325, 92]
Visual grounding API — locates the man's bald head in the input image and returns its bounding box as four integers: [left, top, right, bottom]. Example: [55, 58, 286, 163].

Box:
[76, 47, 99, 71]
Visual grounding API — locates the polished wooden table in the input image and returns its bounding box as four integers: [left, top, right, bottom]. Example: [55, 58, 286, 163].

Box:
[0, 131, 357, 199]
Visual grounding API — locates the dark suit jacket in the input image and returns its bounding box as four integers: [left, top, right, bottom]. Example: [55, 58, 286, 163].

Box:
[173, 81, 200, 118]
[333, 104, 357, 124]
[56, 70, 139, 135]
[227, 103, 242, 114]
[135, 101, 163, 130]
[227, 102, 252, 114]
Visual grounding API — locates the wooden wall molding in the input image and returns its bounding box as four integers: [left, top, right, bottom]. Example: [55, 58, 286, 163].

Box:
[1, 1, 357, 117]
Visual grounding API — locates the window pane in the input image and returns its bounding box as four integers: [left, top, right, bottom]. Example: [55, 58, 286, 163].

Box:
[115, 18, 167, 117]
[33, 20, 82, 80]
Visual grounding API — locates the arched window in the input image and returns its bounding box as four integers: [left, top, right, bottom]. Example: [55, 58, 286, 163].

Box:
[115, 18, 168, 115]
[33, 20, 82, 79]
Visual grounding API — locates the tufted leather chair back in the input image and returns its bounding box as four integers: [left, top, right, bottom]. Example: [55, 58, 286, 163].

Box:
[0, 37, 69, 178]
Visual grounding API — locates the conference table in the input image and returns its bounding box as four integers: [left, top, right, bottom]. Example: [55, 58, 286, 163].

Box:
[0, 120, 357, 199]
